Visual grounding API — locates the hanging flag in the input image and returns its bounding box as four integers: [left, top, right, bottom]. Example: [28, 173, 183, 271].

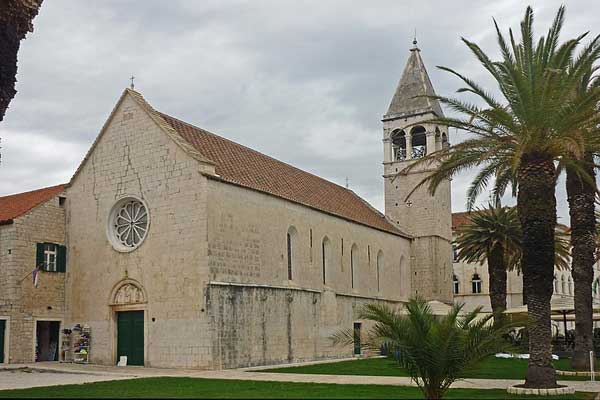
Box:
[32, 264, 41, 288]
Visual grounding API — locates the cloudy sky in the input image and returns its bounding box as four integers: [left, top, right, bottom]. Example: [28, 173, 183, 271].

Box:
[1, 0, 598, 223]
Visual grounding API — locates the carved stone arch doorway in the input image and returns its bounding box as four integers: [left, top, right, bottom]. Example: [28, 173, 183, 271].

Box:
[109, 279, 147, 366]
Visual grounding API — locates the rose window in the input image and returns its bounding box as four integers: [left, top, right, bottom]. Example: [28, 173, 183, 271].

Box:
[107, 197, 149, 252]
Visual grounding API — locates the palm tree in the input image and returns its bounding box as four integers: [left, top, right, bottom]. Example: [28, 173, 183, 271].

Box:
[454, 206, 520, 315]
[566, 65, 600, 371]
[402, 7, 600, 387]
[0, 0, 44, 122]
[332, 299, 514, 400]
[454, 206, 571, 316]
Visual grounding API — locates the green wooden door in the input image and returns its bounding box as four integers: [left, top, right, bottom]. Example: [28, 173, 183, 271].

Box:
[0, 320, 5, 363]
[117, 311, 144, 366]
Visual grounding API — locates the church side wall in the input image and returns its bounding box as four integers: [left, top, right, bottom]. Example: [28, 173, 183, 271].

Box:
[0, 197, 66, 363]
[205, 180, 411, 368]
[66, 94, 211, 368]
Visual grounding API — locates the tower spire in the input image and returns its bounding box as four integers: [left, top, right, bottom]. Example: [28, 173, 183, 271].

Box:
[383, 42, 443, 120]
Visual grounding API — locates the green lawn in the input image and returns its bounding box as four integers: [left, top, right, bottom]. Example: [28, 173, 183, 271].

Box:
[554, 357, 600, 372]
[261, 356, 590, 381]
[0, 377, 593, 399]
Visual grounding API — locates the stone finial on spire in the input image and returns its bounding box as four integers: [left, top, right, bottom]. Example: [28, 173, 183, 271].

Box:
[411, 29, 420, 51]
[130, 75, 135, 90]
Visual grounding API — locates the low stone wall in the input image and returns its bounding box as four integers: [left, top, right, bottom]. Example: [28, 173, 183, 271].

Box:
[206, 282, 402, 369]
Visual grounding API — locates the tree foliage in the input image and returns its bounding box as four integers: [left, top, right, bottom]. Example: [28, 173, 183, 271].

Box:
[332, 299, 515, 399]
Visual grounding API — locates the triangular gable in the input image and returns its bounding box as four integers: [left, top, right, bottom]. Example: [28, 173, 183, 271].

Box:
[67, 88, 216, 188]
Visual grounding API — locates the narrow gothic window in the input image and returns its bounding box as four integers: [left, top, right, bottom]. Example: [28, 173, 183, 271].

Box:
[351, 244, 358, 289]
[287, 233, 292, 280]
[561, 275, 566, 294]
[376, 251, 383, 292]
[554, 274, 558, 293]
[471, 273, 482, 294]
[453, 274, 460, 294]
[286, 226, 297, 281]
[568, 276, 573, 295]
[322, 237, 330, 285]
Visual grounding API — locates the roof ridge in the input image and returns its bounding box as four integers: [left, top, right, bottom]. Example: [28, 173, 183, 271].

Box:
[157, 111, 357, 194]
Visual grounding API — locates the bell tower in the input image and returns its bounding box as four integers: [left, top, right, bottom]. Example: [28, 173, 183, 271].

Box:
[382, 41, 453, 302]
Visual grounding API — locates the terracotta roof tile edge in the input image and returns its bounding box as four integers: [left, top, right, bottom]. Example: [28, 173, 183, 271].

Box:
[0, 183, 66, 223]
[205, 173, 409, 238]
[158, 111, 362, 195]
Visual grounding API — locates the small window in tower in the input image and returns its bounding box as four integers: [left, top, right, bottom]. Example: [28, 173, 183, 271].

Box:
[391, 130, 407, 161]
[471, 273, 482, 294]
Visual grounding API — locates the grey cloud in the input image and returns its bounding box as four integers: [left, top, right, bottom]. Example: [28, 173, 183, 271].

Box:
[1, 0, 598, 223]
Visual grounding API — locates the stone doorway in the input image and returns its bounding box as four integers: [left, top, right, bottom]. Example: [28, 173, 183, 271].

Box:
[116, 310, 144, 366]
[35, 321, 60, 362]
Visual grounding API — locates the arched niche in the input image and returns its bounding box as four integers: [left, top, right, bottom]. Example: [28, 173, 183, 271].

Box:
[109, 279, 147, 306]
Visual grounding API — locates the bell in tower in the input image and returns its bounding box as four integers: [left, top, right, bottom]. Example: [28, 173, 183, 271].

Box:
[382, 40, 453, 302]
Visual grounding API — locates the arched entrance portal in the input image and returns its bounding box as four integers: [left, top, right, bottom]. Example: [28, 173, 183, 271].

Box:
[110, 279, 147, 366]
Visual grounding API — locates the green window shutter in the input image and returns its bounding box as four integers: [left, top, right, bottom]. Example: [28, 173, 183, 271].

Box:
[57, 245, 67, 272]
[36, 243, 45, 270]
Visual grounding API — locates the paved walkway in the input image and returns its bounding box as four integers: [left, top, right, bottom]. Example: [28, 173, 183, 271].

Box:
[1, 362, 600, 393]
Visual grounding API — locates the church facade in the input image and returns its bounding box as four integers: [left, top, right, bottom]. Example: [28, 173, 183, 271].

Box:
[0, 44, 453, 368]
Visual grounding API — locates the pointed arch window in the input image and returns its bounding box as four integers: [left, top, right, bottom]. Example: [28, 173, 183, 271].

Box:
[561, 275, 566, 294]
[554, 274, 559, 294]
[391, 130, 407, 161]
[453, 274, 460, 294]
[376, 250, 384, 292]
[410, 126, 427, 158]
[350, 244, 358, 289]
[568, 276, 573, 295]
[286, 226, 298, 281]
[471, 273, 482, 294]
[322, 237, 331, 285]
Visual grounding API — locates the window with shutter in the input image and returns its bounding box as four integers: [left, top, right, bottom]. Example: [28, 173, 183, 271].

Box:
[57, 245, 67, 272]
[36, 243, 44, 269]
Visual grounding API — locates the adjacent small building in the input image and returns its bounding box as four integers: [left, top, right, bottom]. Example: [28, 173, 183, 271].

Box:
[0, 184, 67, 364]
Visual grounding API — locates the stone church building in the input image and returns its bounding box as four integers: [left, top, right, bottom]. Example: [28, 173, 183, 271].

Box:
[0, 43, 454, 368]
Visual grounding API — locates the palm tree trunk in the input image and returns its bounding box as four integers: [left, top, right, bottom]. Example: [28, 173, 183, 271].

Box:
[566, 152, 596, 371]
[518, 154, 557, 388]
[488, 244, 507, 314]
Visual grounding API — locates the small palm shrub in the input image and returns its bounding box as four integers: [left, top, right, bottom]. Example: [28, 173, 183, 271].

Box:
[332, 299, 515, 399]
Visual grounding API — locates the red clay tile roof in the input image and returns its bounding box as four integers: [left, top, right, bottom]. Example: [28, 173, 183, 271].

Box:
[0, 184, 65, 224]
[452, 211, 570, 231]
[159, 113, 406, 237]
[452, 211, 472, 230]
